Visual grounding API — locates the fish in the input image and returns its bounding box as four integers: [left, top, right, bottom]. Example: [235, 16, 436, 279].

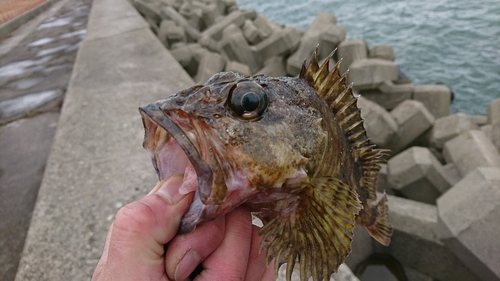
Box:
[139, 48, 393, 281]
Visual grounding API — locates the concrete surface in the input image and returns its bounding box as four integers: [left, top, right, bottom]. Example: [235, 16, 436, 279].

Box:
[443, 130, 500, 177]
[359, 80, 413, 111]
[0, 0, 56, 40]
[487, 98, 500, 124]
[369, 45, 394, 61]
[387, 146, 450, 204]
[277, 263, 360, 281]
[0, 0, 89, 119]
[358, 96, 398, 149]
[380, 195, 480, 281]
[437, 167, 500, 281]
[347, 58, 399, 91]
[0, 0, 91, 279]
[13, 0, 194, 279]
[431, 113, 479, 150]
[286, 12, 337, 76]
[0, 0, 69, 57]
[0, 112, 59, 281]
[389, 99, 435, 153]
[413, 84, 452, 119]
[337, 39, 367, 74]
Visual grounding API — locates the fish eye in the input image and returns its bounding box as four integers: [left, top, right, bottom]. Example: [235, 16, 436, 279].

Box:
[228, 82, 268, 120]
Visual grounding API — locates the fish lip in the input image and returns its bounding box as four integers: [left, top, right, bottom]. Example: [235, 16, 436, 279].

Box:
[139, 103, 213, 201]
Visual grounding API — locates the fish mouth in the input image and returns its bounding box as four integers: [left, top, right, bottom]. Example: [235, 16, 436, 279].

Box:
[140, 104, 212, 192]
[139, 103, 219, 233]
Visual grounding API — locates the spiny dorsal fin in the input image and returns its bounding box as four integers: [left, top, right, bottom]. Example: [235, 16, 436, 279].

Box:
[300, 48, 387, 205]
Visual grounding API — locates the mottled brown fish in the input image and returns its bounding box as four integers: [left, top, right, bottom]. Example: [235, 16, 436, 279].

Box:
[139, 49, 393, 281]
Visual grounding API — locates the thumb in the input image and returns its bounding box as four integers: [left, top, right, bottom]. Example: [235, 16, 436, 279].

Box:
[93, 175, 193, 281]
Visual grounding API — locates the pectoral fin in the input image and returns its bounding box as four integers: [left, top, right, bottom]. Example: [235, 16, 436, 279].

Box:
[258, 177, 362, 281]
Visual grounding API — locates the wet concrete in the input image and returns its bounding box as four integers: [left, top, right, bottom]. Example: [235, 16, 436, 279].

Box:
[0, 112, 59, 281]
[0, 0, 93, 279]
[0, 0, 90, 109]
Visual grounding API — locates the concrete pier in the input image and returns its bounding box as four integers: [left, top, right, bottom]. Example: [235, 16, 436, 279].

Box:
[13, 0, 194, 279]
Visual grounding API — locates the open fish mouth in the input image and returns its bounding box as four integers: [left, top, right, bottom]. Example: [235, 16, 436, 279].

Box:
[139, 104, 212, 191]
[139, 103, 218, 233]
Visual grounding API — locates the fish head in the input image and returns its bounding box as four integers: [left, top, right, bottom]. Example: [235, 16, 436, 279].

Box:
[139, 71, 327, 233]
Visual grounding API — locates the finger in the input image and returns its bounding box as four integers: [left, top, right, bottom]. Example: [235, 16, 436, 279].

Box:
[93, 175, 193, 280]
[164, 215, 226, 280]
[261, 260, 277, 281]
[92, 223, 114, 280]
[244, 225, 273, 281]
[196, 206, 253, 280]
[94, 177, 169, 279]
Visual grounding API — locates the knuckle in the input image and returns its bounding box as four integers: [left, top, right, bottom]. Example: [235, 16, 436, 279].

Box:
[113, 200, 157, 236]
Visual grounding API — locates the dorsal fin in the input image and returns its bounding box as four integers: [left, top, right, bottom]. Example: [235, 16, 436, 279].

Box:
[299, 48, 388, 202]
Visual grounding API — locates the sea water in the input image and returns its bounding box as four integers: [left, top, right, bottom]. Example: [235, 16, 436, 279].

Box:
[237, 0, 500, 115]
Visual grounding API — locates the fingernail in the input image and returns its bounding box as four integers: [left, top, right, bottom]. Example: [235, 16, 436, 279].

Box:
[175, 250, 202, 281]
[155, 175, 184, 204]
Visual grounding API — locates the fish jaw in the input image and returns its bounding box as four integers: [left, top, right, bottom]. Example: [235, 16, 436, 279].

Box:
[139, 102, 260, 233]
[139, 103, 214, 199]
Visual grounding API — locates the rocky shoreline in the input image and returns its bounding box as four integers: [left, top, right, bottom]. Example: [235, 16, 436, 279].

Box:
[131, 0, 500, 280]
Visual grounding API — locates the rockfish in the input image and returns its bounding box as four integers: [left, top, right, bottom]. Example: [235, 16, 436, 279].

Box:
[139, 49, 393, 281]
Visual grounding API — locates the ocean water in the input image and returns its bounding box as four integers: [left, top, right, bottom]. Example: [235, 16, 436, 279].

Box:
[236, 0, 500, 116]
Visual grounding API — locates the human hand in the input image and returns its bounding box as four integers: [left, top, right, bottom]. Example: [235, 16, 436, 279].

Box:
[92, 175, 275, 281]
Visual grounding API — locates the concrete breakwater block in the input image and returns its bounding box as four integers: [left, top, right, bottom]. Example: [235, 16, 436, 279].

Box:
[487, 99, 500, 152]
[277, 263, 360, 281]
[376, 163, 393, 194]
[242, 19, 262, 44]
[160, 6, 202, 41]
[492, 123, 500, 153]
[286, 12, 338, 76]
[359, 80, 413, 111]
[133, 0, 162, 23]
[195, 1, 223, 28]
[225, 60, 251, 76]
[437, 167, 500, 281]
[157, 19, 186, 48]
[170, 43, 202, 71]
[382, 195, 481, 281]
[337, 39, 367, 74]
[413, 84, 452, 119]
[387, 146, 450, 204]
[443, 162, 462, 186]
[369, 45, 395, 61]
[443, 130, 500, 177]
[200, 9, 246, 41]
[358, 96, 398, 149]
[318, 25, 346, 59]
[389, 100, 435, 153]
[256, 56, 287, 77]
[151, 2, 303, 81]
[487, 98, 500, 124]
[431, 113, 479, 150]
[347, 58, 399, 91]
[220, 23, 260, 72]
[193, 48, 226, 83]
[481, 124, 493, 140]
[252, 26, 301, 64]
